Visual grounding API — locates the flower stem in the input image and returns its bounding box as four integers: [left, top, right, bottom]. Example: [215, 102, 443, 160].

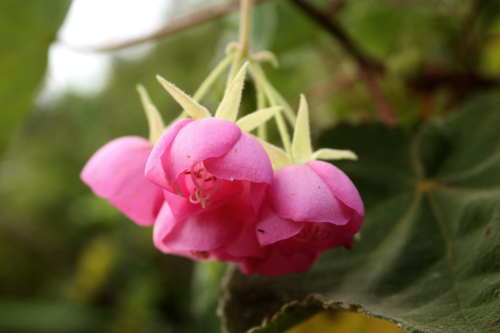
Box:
[239, 0, 252, 55]
[256, 80, 267, 140]
[249, 61, 292, 158]
[193, 54, 235, 101]
[226, 0, 253, 90]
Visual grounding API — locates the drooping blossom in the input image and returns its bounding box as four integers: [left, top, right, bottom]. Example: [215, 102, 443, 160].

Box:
[153, 183, 267, 262]
[80, 85, 165, 226]
[239, 160, 364, 276]
[81, 136, 164, 226]
[146, 63, 277, 257]
[237, 95, 364, 276]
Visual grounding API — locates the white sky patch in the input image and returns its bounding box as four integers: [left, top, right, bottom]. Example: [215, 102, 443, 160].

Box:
[39, 0, 171, 102]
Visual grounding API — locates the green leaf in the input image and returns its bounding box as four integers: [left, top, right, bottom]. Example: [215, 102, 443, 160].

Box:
[136, 84, 165, 144]
[0, 0, 71, 153]
[220, 96, 500, 333]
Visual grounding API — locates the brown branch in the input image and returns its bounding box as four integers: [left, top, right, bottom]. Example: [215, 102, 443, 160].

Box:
[288, 0, 383, 73]
[59, 0, 271, 53]
[289, 0, 396, 125]
[357, 63, 396, 126]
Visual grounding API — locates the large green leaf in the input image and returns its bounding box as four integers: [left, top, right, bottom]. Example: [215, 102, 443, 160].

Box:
[220, 96, 500, 333]
[0, 0, 71, 153]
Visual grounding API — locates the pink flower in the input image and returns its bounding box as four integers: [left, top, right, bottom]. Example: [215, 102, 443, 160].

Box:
[147, 117, 275, 260]
[238, 160, 364, 276]
[81, 136, 164, 226]
[153, 185, 267, 262]
[146, 117, 273, 208]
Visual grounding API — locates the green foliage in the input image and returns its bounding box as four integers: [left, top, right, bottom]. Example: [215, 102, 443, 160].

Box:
[1, 0, 500, 332]
[220, 96, 500, 333]
[0, 0, 71, 153]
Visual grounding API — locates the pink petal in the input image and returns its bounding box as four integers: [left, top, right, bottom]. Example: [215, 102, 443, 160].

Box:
[153, 203, 177, 253]
[267, 164, 352, 225]
[276, 221, 360, 255]
[221, 218, 267, 258]
[255, 202, 305, 246]
[153, 203, 220, 260]
[238, 246, 320, 276]
[156, 208, 244, 252]
[222, 181, 267, 223]
[165, 178, 245, 221]
[161, 118, 241, 182]
[306, 160, 364, 218]
[204, 132, 273, 184]
[81, 136, 163, 226]
[146, 118, 193, 190]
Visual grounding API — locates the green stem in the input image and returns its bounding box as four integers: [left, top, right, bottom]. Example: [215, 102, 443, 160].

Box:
[266, 83, 296, 126]
[250, 62, 296, 126]
[249, 61, 292, 158]
[239, 0, 252, 55]
[225, 54, 245, 91]
[193, 54, 234, 101]
[256, 78, 267, 140]
[225, 0, 252, 90]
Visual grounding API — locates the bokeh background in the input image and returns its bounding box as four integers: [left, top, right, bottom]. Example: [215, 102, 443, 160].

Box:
[1, 0, 499, 332]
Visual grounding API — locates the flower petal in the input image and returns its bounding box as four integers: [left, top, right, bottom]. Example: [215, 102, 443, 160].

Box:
[163, 179, 244, 221]
[221, 218, 267, 258]
[277, 221, 360, 255]
[255, 202, 305, 246]
[145, 118, 193, 190]
[161, 118, 241, 182]
[153, 203, 220, 260]
[81, 136, 163, 226]
[306, 160, 364, 218]
[267, 164, 352, 224]
[157, 208, 244, 252]
[238, 246, 319, 276]
[204, 132, 273, 184]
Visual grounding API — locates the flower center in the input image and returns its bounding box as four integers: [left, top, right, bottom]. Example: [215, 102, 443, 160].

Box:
[294, 224, 330, 242]
[186, 162, 222, 208]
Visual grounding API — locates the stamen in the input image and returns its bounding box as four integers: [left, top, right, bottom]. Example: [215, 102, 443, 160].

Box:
[172, 180, 182, 198]
[187, 162, 222, 208]
[189, 190, 201, 204]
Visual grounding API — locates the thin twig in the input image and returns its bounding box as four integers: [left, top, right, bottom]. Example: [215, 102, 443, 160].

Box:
[59, 0, 270, 53]
[289, 0, 396, 125]
[288, 0, 383, 73]
[357, 63, 396, 126]
[325, 0, 345, 18]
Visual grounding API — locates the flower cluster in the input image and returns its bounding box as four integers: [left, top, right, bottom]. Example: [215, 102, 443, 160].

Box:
[81, 64, 364, 276]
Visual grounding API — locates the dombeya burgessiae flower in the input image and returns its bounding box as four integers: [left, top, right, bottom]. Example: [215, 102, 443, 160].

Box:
[80, 86, 165, 226]
[238, 95, 364, 276]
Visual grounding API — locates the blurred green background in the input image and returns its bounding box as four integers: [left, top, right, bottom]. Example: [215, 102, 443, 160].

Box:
[1, 0, 500, 332]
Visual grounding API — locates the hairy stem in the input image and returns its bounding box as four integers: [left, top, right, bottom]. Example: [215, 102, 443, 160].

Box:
[250, 62, 292, 158]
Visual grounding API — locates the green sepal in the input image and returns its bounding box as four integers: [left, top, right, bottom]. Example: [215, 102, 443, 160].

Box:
[236, 106, 281, 133]
[291, 94, 313, 164]
[311, 148, 358, 161]
[156, 75, 211, 120]
[254, 137, 293, 169]
[136, 84, 165, 144]
[215, 62, 248, 122]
